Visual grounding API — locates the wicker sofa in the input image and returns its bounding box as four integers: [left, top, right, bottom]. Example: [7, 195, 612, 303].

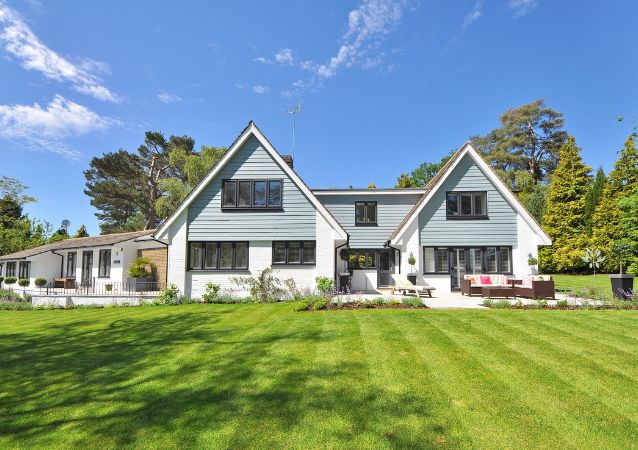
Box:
[513, 275, 555, 299]
[461, 274, 510, 296]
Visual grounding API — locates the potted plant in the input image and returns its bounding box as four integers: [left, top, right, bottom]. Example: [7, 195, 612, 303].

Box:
[4, 276, 17, 290]
[610, 240, 634, 299]
[35, 277, 47, 291]
[127, 257, 156, 292]
[527, 253, 539, 275]
[18, 278, 29, 296]
[407, 252, 417, 285]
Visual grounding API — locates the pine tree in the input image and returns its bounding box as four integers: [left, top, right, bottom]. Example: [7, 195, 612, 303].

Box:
[73, 225, 89, 238]
[540, 136, 591, 272]
[591, 133, 638, 271]
[582, 167, 606, 235]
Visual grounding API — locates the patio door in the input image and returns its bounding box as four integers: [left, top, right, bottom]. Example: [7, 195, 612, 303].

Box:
[450, 249, 466, 290]
[377, 250, 394, 287]
[81, 251, 93, 285]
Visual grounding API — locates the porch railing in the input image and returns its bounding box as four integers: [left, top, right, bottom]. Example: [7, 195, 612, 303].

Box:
[41, 278, 166, 296]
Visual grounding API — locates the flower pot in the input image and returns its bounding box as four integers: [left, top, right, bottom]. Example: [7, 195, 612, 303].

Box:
[609, 274, 635, 300]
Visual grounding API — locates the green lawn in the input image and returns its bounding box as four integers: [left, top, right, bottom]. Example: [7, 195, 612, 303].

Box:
[1, 305, 638, 449]
[549, 273, 613, 295]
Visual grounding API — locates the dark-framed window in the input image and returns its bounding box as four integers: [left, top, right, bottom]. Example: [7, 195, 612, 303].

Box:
[188, 242, 249, 270]
[272, 241, 316, 265]
[345, 249, 377, 269]
[422, 246, 512, 274]
[355, 201, 377, 225]
[98, 249, 111, 277]
[66, 252, 77, 277]
[446, 192, 488, 218]
[5, 261, 16, 277]
[18, 261, 30, 279]
[221, 179, 283, 209]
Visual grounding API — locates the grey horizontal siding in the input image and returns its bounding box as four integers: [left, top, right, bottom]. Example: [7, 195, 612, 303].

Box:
[419, 154, 518, 246]
[319, 193, 421, 248]
[187, 136, 316, 240]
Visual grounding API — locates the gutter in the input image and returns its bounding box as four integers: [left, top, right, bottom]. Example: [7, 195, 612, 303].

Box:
[51, 250, 64, 278]
[334, 235, 350, 288]
[384, 240, 401, 275]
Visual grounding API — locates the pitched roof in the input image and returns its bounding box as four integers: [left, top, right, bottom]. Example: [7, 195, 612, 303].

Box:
[387, 143, 551, 245]
[155, 121, 348, 240]
[0, 229, 156, 261]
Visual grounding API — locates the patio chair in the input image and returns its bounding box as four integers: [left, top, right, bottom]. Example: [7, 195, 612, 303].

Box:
[391, 277, 435, 298]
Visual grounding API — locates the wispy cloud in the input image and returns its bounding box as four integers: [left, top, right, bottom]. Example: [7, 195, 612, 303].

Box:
[157, 92, 182, 104]
[315, 0, 407, 78]
[0, 95, 118, 158]
[252, 84, 270, 94]
[462, 2, 483, 29]
[254, 48, 294, 66]
[0, 2, 120, 102]
[508, 0, 537, 17]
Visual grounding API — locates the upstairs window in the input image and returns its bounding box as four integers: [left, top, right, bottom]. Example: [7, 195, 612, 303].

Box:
[222, 179, 283, 209]
[355, 201, 377, 225]
[446, 192, 487, 218]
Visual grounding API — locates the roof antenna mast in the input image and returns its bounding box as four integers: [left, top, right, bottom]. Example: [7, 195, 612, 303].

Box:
[283, 103, 302, 160]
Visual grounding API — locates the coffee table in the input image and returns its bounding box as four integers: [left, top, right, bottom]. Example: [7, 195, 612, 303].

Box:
[481, 286, 516, 298]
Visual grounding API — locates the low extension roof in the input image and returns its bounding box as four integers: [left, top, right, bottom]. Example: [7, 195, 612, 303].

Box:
[0, 229, 156, 261]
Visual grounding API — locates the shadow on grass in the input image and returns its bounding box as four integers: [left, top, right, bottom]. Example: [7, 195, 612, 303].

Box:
[0, 307, 459, 448]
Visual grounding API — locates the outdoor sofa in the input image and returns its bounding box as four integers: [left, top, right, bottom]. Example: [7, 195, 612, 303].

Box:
[513, 275, 555, 299]
[461, 274, 510, 296]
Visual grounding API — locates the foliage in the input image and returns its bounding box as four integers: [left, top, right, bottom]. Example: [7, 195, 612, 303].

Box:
[155, 283, 180, 305]
[283, 278, 304, 301]
[73, 225, 89, 238]
[395, 151, 454, 187]
[591, 133, 638, 272]
[315, 276, 334, 294]
[127, 256, 154, 278]
[471, 99, 568, 183]
[313, 300, 327, 310]
[408, 252, 416, 267]
[540, 137, 592, 272]
[0, 301, 33, 310]
[617, 193, 638, 274]
[513, 171, 548, 224]
[231, 267, 284, 303]
[34, 278, 47, 288]
[201, 282, 221, 303]
[401, 297, 423, 307]
[367, 183, 376, 189]
[4, 277, 17, 285]
[527, 253, 538, 267]
[293, 300, 311, 312]
[582, 167, 606, 235]
[17, 278, 28, 288]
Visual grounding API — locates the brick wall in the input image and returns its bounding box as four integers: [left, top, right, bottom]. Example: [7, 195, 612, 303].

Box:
[138, 247, 168, 284]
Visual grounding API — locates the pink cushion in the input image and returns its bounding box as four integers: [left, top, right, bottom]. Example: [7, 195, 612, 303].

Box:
[480, 275, 491, 285]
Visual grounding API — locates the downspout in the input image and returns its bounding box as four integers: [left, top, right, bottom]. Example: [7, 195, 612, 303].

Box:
[384, 240, 401, 275]
[334, 235, 350, 289]
[51, 250, 64, 277]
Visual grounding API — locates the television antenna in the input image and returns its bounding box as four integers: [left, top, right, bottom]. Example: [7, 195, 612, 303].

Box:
[282, 103, 302, 160]
[61, 219, 70, 231]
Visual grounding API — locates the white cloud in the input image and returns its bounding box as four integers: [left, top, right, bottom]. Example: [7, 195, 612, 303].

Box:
[508, 0, 537, 17]
[315, 0, 406, 78]
[274, 48, 293, 65]
[252, 84, 269, 94]
[157, 92, 182, 104]
[253, 56, 268, 64]
[462, 2, 483, 29]
[0, 94, 118, 158]
[0, 2, 120, 102]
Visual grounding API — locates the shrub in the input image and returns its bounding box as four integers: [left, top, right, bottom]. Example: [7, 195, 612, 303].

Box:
[127, 256, 154, 278]
[0, 288, 22, 301]
[284, 278, 303, 301]
[0, 276, 4, 285]
[34, 277, 47, 288]
[373, 297, 385, 305]
[0, 301, 32, 310]
[513, 299, 525, 309]
[293, 300, 311, 312]
[313, 299, 327, 310]
[482, 298, 493, 307]
[231, 267, 284, 303]
[402, 297, 423, 307]
[4, 277, 17, 285]
[556, 299, 569, 309]
[315, 276, 334, 294]
[201, 282, 221, 303]
[155, 283, 180, 305]
[105, 284, 113, 292]
[18, 278, 29, 288]
[532, 299, 548, 309]
[488, 299, 512, 309]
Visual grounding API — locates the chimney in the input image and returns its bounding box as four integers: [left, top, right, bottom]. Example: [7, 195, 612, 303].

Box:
[281, 155, 294, 169]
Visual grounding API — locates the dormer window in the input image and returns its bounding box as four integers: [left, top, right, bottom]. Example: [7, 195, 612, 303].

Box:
[222, 179, 283, 209]
[355, 201, 377, 226]
[446, 192, 487, 219]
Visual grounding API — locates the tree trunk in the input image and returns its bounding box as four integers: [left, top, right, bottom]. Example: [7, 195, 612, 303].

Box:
[145, 156, 158, 230]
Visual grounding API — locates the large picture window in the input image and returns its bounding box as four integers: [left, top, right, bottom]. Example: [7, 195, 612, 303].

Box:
[189, 242, 249, 270]
[98, 249, 111, 277]
[272, 241, 316, 265]
[18, 261, 30, 279]
[423, 247, 511, 274]
[221, 179, 283, 209]
[355, 201, 377, 225]
[6, 261, 16, 277]
[66, 252, 77, 277]
[446, 192, 487, 218]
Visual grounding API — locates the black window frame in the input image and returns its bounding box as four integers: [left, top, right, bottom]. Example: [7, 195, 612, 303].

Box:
[354, 201, 378, 226]
[98, 249, 111, 278]
[6, 261, 16, 277]
[271, 241, 316, 265]
[188, 241, 249, 271]
[221, 179, 284, 210]
[345, 249, 378, 270]
[18, 261, 30, 279]
[66, 251, 77, 277]
[446, 191, 488, 219]
[422, 246, 512, 275]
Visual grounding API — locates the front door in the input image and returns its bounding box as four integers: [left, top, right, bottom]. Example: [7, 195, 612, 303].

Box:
[450, 248, 466, 290]
[377, 250, 393, 287]
[81, 251, 93, 285]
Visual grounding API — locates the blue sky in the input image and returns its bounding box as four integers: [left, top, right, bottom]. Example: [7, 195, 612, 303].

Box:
[0, 0, 637, 235]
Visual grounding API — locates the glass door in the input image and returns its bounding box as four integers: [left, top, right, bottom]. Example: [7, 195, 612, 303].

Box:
[468, 248, 483, 274]
[450, 249, 466, 290]
[81, 251, 93, 285]
[377, 250, 393, 287]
